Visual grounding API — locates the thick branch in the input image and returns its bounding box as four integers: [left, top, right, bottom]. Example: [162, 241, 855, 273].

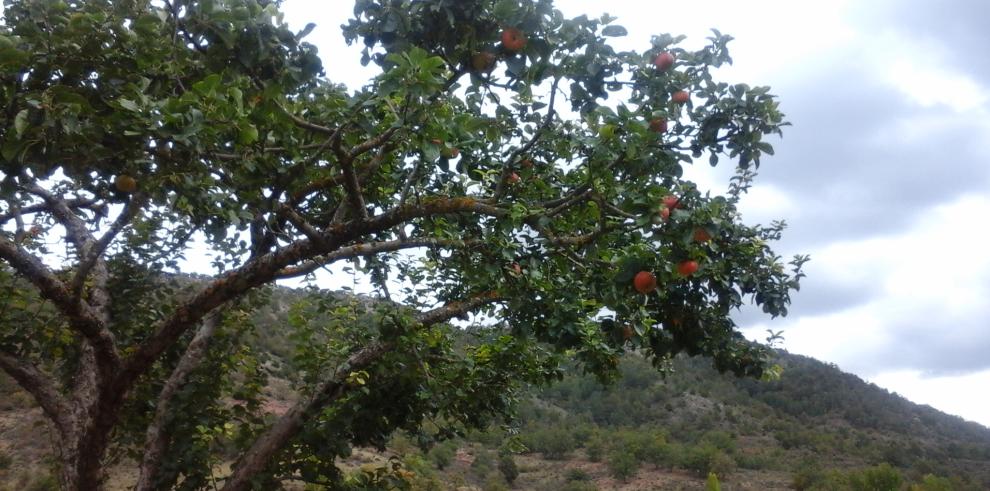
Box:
[220, 341, 391, 491]
[338, 154, 368, 221]
[289, 144, 394, 205]
[117, 197, 507, 392]
[280, 205, 325, 245]
[0, 350, 72, 436]
[348, 126, 398, 160]
[24, 183, 93, 251]
[0, 237, 120, 370]
[276, 237, 481, 279]
[0, 197, 103, 225]
[135, 313, 222, 491]
[220, 293, 501, 491]
[71, 196, 143, 295]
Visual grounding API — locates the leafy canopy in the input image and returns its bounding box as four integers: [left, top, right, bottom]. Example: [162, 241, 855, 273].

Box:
[0, 0, 806, 488]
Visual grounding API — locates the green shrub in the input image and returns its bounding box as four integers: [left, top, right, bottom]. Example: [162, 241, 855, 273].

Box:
[584, 437, 605, 462]
[565, 468, 591, 481]
[497, 454, 519, 484]
[848, 463, 902, 491]
[472, 450, 494, 476]
[483, 475, 510, 491]
[700, 430, 737, 453]
[682, 443, 736, 477]
[642, 438, 676, 469]
[427, 441, 457, 470]
[792, 460, 826, 490]
[607, 448, 639, 482]
[526, 426, 577, 460]
[911, 474, 954, 491]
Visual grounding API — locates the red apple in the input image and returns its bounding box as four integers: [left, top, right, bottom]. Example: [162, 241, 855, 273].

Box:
[501, 27, 527, 53]
[662, 195, 680, 209]
[507, 172, 521, 184]
[671, 90, 690, 103]
[659, 207, 671, 221]
[520, 158, 534, 169]
[633, 271, 658, 294]
[510, 262, 522, 275]
[649, 118, 668, 133]
[677, 260, 699, 277]
[653, 52, 675, 71]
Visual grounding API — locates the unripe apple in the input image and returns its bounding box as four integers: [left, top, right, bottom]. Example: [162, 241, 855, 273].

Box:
[693, 227, 712, 242]
[471, 51, 496, 72]
[520, 158, 534, 169]
[677, 260, 699, 277]
[114, 175, 137, 193]
[501, 27, 527, 53]
[510, 262, 522, 275]
[441, 146, 459, 158]
[621, 325, 635, 341]
[659, 207, 671, 221]
[662, 195, 680, 209]
[653, 52, 675, 71]
[671, 90, 690, 103]
[633, 271, 658, 294]
[649, 118, 668, 133]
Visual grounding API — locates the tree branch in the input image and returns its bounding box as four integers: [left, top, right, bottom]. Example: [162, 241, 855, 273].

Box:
[70, 195, 144, 296]
[275, 237, 481, 279]
[0, 237, 120, 371]
[0, 350, 73, 437]
[0, 197, 103, 225]
[117, 197, 507, 393]
[219, 293, 501, 491]
[492, 77, 560, 200]
[348, 126, 398, 160]
[135, 312, 222, 491]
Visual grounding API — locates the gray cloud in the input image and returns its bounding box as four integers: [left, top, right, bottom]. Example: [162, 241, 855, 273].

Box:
[759, 62, 990, 250]
[853, 306, 990, 377]
[732, 272, 877, 330]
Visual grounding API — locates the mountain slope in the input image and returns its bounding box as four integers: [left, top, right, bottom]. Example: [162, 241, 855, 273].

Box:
[2, 284, 989, 490]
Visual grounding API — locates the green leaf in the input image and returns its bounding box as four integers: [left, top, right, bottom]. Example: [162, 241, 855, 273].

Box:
[13, 109, 28, 136]
[117, 99, 140, 112]
[601, 25, 627, 37]
[0, 47, 28, 67]
[238, 124, 259, 145]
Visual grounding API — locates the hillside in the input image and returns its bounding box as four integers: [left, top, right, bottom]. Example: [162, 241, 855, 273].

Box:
[2, 288, 990, 490]
[385, 351, 990, 490]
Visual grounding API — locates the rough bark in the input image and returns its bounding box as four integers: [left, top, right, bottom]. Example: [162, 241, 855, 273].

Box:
[135, 313, 222, 491]
[220, 294, 500, 490]
[220, 341, 392, 491]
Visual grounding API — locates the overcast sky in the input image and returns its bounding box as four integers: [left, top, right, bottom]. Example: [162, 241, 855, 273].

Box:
[277, 0, 990, 428]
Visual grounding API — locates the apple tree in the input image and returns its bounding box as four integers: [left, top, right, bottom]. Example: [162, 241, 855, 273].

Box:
[0, 0, 806, 489]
